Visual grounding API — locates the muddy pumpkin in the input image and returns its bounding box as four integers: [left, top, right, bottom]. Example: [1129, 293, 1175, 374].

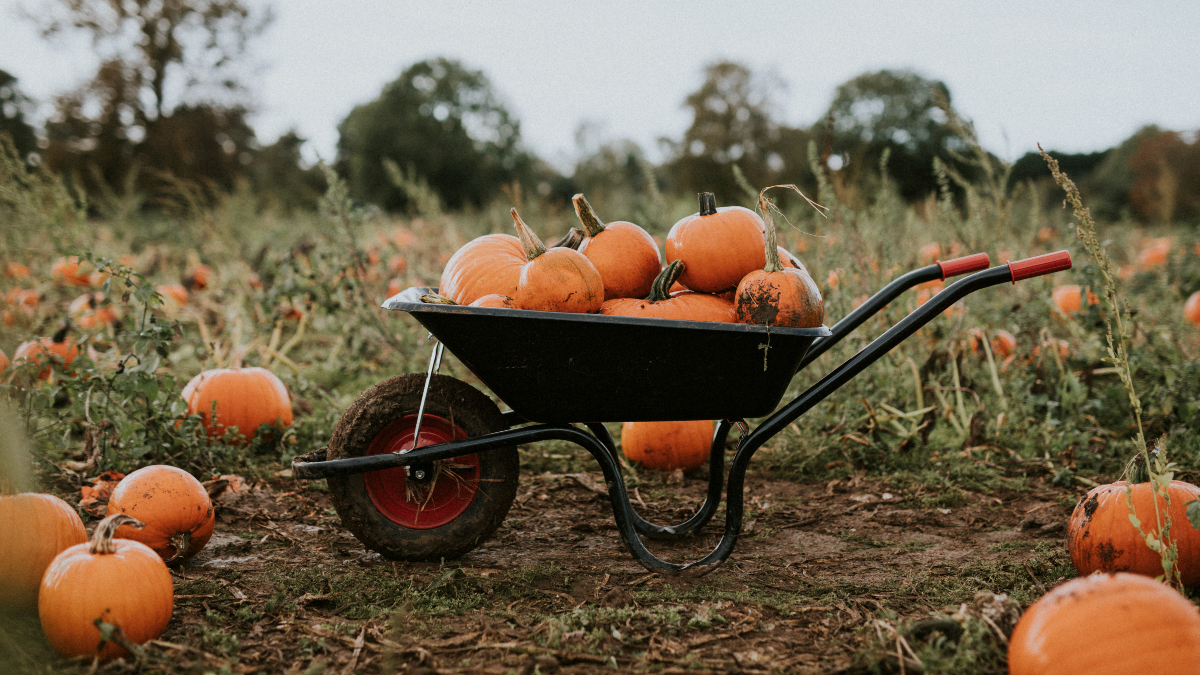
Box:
[106, 465, 215, 565]
[733, 193, 823, 328]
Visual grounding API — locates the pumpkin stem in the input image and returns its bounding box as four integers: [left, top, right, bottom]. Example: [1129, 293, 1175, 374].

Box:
[698, 192, 718, 217]
[757, 194, 784, 274]
[551, 227, 586, 250]
[89, 513, 144, 555]
[510, 208, 547, 261]
[419, 292, 457, 305]
[1128, 450, 1158, 484]
[647, 261, 686, 303]
[165, 531, 191, 564]
[571, 194, 607, 237]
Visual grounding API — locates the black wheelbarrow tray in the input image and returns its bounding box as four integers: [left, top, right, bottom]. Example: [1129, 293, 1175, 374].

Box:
[293, 250, 1072, 575]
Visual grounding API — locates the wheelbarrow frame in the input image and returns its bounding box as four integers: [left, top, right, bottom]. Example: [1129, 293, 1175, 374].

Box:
[294, 251, 1071, 575]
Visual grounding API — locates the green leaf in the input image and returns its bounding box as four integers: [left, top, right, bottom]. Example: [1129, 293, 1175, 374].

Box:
[1187, 500, 1200, 531]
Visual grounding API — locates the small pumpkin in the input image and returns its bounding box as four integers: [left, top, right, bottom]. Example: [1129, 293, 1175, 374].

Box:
[1052, 284, 1098, 315]
[51, 256, 93, 286]
[510, 208, 604, 313]
[182, 367, 294, 444]
[1067, 458, 1200, 588]
[0, 348, 9, 373]
[39, 514, 174, 661]
[1136, 237, 1172, 269]
[601, 261, 736, 323]
[666, 192, 766, 294]
[470, 294, 517, 309]
[0, 492, 87, 608]
[5, 262, 30, 279]
[621, 420, 714, 472]
[68, 292, 121, 329]
[572, 193, 662, 300]
[439, 233, 526, 305]
[1185, 290, 1200, 325]
[185, 263, 213, 290]
[156, 284, 189, 307]
[13, 326, 81, 380]
[733, 194, 824, 328]
[106, 465, 215, 565]
[1008, 572, 1200, 674]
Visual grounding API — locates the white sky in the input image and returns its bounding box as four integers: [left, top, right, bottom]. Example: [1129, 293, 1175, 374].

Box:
[2, 0, 1198, 172]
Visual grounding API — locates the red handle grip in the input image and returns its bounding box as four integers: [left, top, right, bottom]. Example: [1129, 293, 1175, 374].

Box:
[937, 253, 991, 280]
[1009, 250, 1073, 282]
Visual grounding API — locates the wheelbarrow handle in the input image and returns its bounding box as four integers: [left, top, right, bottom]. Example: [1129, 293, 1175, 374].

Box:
[797, 252, 991, 372]
[1008, 250, 1073, 282]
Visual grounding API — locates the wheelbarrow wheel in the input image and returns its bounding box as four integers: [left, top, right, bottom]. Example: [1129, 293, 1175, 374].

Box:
[326, 373, 519, 561]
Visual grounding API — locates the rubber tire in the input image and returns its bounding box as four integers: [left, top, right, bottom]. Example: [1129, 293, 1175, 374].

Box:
[327, 374, 519, 561]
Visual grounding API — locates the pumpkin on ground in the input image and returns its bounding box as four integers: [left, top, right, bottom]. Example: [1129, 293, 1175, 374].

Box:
[572, 193, 661, 300]
[39, 514, 174, 661]
[68, 292, 121, 329]
[1007, 572, 1200, 675]
[510, 208, 604, 313]
[1184, 290, 1200, 325]
[666, 192, 766, 294]
[601, 261, 736, 323]
[1052, 284, 1099, 315]
[1136, 237, 1172, 269]
[186, 263, 213, 290]
[106, 465, 215, 565]
[438, 233, 525, 305]
[0, 348, 9, 373]
[1067, 459, 1200, 588]
[621, 420, 714, 472]
[157, 284, 189, 307]
[182, 367, 293, 444]
[0, 492, 87, 608]
[13, 328, 81, 380]
[50, 256, 93, 286]
[734, 193, 824, 328]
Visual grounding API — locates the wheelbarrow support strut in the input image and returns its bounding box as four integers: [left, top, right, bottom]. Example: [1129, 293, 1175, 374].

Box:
[294, 251, 1071, 575]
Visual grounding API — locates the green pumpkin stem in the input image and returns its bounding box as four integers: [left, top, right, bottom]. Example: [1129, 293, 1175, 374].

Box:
[89, 513, 144, 555]
[757, 194, 784, 274]
[572, 194, 606, 237]
[1128, 450, 1157, 484]
[698, 192, 718, 216]
[511, 208, 547, 261]
[647, 260, 686, 302]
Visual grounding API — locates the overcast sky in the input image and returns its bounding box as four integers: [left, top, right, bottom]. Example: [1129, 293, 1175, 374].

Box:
[3, 0, 1198, 172]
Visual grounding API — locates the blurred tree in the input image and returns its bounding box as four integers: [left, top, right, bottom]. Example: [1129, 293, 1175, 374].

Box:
[815, 69, 963, 202]
[29, 0, 273, 201]
[337, 57, 534, 211]
[0, 70, 38, 162]
[251, 130, 328, 213]
[1129, 129, 1200, 223]
[665, 61, 814, 205]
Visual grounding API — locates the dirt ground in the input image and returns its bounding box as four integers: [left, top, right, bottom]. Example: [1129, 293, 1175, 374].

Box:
[5, 455, 1080, 675]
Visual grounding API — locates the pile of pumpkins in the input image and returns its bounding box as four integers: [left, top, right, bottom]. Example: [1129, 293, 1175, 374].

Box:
[0, 465, 215, 660]
[436, 190, 823, 474]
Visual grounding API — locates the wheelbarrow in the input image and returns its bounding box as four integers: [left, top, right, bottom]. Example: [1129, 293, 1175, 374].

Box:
[293, 250, 1072, 575]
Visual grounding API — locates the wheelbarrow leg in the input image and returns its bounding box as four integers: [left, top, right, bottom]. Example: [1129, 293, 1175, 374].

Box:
[584, 421, 731, 540]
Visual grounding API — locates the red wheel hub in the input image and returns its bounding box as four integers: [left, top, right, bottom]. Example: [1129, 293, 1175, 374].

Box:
[363, 414, 480, 529]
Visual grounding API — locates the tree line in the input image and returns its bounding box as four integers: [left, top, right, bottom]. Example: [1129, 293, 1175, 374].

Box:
[2, 0, 1197, 222]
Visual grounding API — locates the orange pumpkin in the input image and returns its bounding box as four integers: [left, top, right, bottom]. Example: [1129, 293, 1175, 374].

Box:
[1008, 573, 1200, 674]
[510, 208, 604, 313]
[439, 233, 525, 305]
[1068, 465, 1200, 588]
[469, 294, 517, 309]
[5, 262, 30, 279]
[734, 194, 824, 328]
[601, 261, 736, 323]
[186, 263, 213, 290]
[1185, 291, 1200, 325]
[666, 192, 765, 293]
[1052, 285, 1099, 315]
[68, 292, 120, 329]
[182, 367, 293, 444]
[156, 284, 189, 306]
[39, 514, 173, 661]
[388, 254, 408, 274]
[0, 348, 9, 372]
[0, 493, 87, 608]
[51, 256, 93, 286]
[14, 330, 81, 380]
[991, 329, 1017, 358]
[778, 246, 807, 273]
[1136, 237, 1172, 269]
[621, 420, 714, 472]
[572, 193, 661, 300]
[107, 465, 215, 565]
[386, 278, 404, 299]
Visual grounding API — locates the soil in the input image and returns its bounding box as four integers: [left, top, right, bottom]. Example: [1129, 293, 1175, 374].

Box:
[5, 459, 1079, 675]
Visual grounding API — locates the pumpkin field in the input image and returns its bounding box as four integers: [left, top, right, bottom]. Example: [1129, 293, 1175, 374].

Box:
[4, 130, 1200, 675]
